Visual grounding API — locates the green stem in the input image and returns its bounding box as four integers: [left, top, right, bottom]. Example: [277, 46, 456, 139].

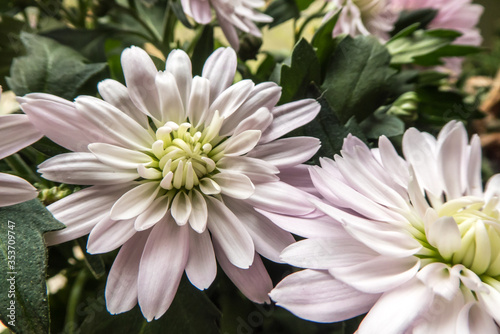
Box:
[65, 269, 89, 334]
[294, 2, 329, 41]
[4, 154, 40, 184]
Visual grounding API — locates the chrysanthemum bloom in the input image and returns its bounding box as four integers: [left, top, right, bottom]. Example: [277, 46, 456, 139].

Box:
[0, 87, 42, 207]
[325, 0, 397, 40]
[20, 46, 321, 321]
[269, 121, 500, 332]
[391, 0, 484, 73]
[181, 0, 272, 50]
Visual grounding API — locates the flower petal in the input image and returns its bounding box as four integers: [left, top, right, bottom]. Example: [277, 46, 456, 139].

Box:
[135, 195, 170, 231]
[202, 47, 237, 102]
[270, 269, 380, 323]
[87, 216, 137, 254]
[186, 76, 210, 127]
[165, 49, 192, 110]
[171, 191, 192, 226]
[247, 137, 320, 168]
[208, 80, 254, 119]
[188, 190, 208, 233]
[0, 114, 43, 159]
[88, 143, 152, 169]
[0, 173, 38, 207]
[185, 229, 216, 290]
[138, 216, 189, 321]
[222, 129, 261, 156]
[212, 171, 255, 199]
[110, 182, 161, 220]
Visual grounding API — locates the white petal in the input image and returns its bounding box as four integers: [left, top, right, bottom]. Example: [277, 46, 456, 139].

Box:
[208, 80, 254, 119]
[205, 196, 254, 269]
[224, 197, 295, 262]
[230, 107, 273, 136]
[165, 49, 192, 110]
[38, 152, 139, 185]
[217, 156, 279, 183]
[247, 137, 320, 168]
[97, 79, 149, 128]
[426, 216, 462, 260]
[458, 302, 498, 334]
[185, 229, 216, 290]
[89, 143, 152, 169]
[260, 99, 320, 143]
[110, 182, 160, 220]
[212, 172, 255, 199]
[0, 114, 43, 159]
[270, 269, 380, 323]
[202, 48, 237, 102]
[0, 173, 37, 207]
[188, 190, 208, 233]
[155, 71, 185, 124]
[171, 191, 192, 226]
[186, 76, 210, 127]
[222, 129, 261, 156]
[138, 216, 189, 321]
[87, 216, 136, 254]
[416, 263, 459, 301]
[135, 195, 170, 231]
[214, 241, 272, 303]
[121, 46, 161, 120]
[106, 231, 150, 314]
[467, 135, 482, 196]
[45, 184, 131, 245]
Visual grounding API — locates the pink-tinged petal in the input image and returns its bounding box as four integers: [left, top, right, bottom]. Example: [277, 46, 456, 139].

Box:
[457, 302, 498, 334]
[86, 216, 136, 254]
[0, 114, 43, 159]
[121, 46, 161, 120]
[257, 209, 348, 239]
[185, 229, 216, 290]
[416, 263, 460, 301]
[279, 165, 320, 196]
[205, 196, 254, 269]
[38, 152, 139, 185]
[88, 143, 152, 169]
[247, 137, 320, 168]
[106, 230, 150, 314]
[188, 190, 208, 233]
[138, 216, 189, 321]
[171, 191, 192, 226]
[110, 182, 161, 220]
[217, 156, 279, 183]
[214, 240, 272, 303]
[165, 49, 192, 110]
[467, 134, 482, 196]
[0, 173, 38, 207]
[221, 82, 282, 134]
[477, 280, 500, 324]
[357, 279, 434, 334]
[155, 71, 186, 124]
[45, 184, 131, 245]
[247, 182, 316, 215]
[202, 48, 237, 102]
[224, 197, 295, 263]
[186, 76, 210, 127]
[188, 0, 211, 24]
[20, 95, 114, 152]
[281, 238, 377, 270]
[270, 269, 380, 323]
[75, 96, 154, 151]
[223, 129, 261, 156]
[97, 79, 148, 128]
[231, 107, 273, 136]
[216, 11, 240, 50]
[208, 80, 254, 119]
[378, 135, 410, 189]
[329, 256, 420, 294]
[212, 172, 254, 199]
[260, 99, 320, 143]
[135, 195, 170, 231]
[412, 293, 464, 334]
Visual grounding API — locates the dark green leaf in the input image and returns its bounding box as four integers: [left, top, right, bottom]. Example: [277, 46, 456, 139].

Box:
[311, 10, 342, 71]
[79, 276, 221, 334]
[192, 25, 214, 76]
[0, 15, 25, 89]
[391, 8, 438, 36]
[321, 36, 396, 123]
[412, 44, 483, 66]
[171, 0, 193, 29]
[0, 199, 64, 334]
[278, 39, 320, 104]
[296, 0, 315, 11]
[265, 0, 299, 28]
[359, 108, 405, 139]
[7, 32, 107, 100]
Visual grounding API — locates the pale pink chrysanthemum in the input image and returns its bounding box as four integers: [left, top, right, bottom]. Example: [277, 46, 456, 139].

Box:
[325, 0, 397, 40]
[20, 46, 321, 321]
[269, 121, 500, 332]
[181, 0, 272, 50]
[391, 0, 484, 74]
[0, 87, 43, 207]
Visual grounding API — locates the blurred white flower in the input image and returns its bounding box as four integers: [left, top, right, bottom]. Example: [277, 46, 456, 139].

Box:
[181, 0, 272, 50]
[21, 46, 321, 321]
[269, 121, 500, 333]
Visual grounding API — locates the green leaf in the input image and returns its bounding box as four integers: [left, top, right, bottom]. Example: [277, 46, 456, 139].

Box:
[78, 277, 221, 334]
[359, 108, 405, 139]
[171, 0, 193, 29]
[278, 39, 320, 104]
[296, 0, 315, 11]
[191, 25, 214, 76]
[311, 10, 342, 71]
[0, 15, 25, 89]
[387, 29, 460, 65]
[412, 44, 483, 66]
[0, 199, 65, 334]
[6, 32, 107, 100]
[391, 8, 438, 36]
[265, 0, 299, 28]
[321, 36, 396, 123]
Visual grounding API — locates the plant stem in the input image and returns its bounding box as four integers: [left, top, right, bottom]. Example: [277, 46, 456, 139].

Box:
[4, 154, 40, 185]
[65, 269, 89, 334]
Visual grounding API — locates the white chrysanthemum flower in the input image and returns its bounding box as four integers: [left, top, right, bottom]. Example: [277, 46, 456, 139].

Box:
[269, 121, 500, 332]
[325, 0, 396, 40]
[0, 87, 42, 207]
[181, 0, 272, 50]
[20, 46, 321, 321]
